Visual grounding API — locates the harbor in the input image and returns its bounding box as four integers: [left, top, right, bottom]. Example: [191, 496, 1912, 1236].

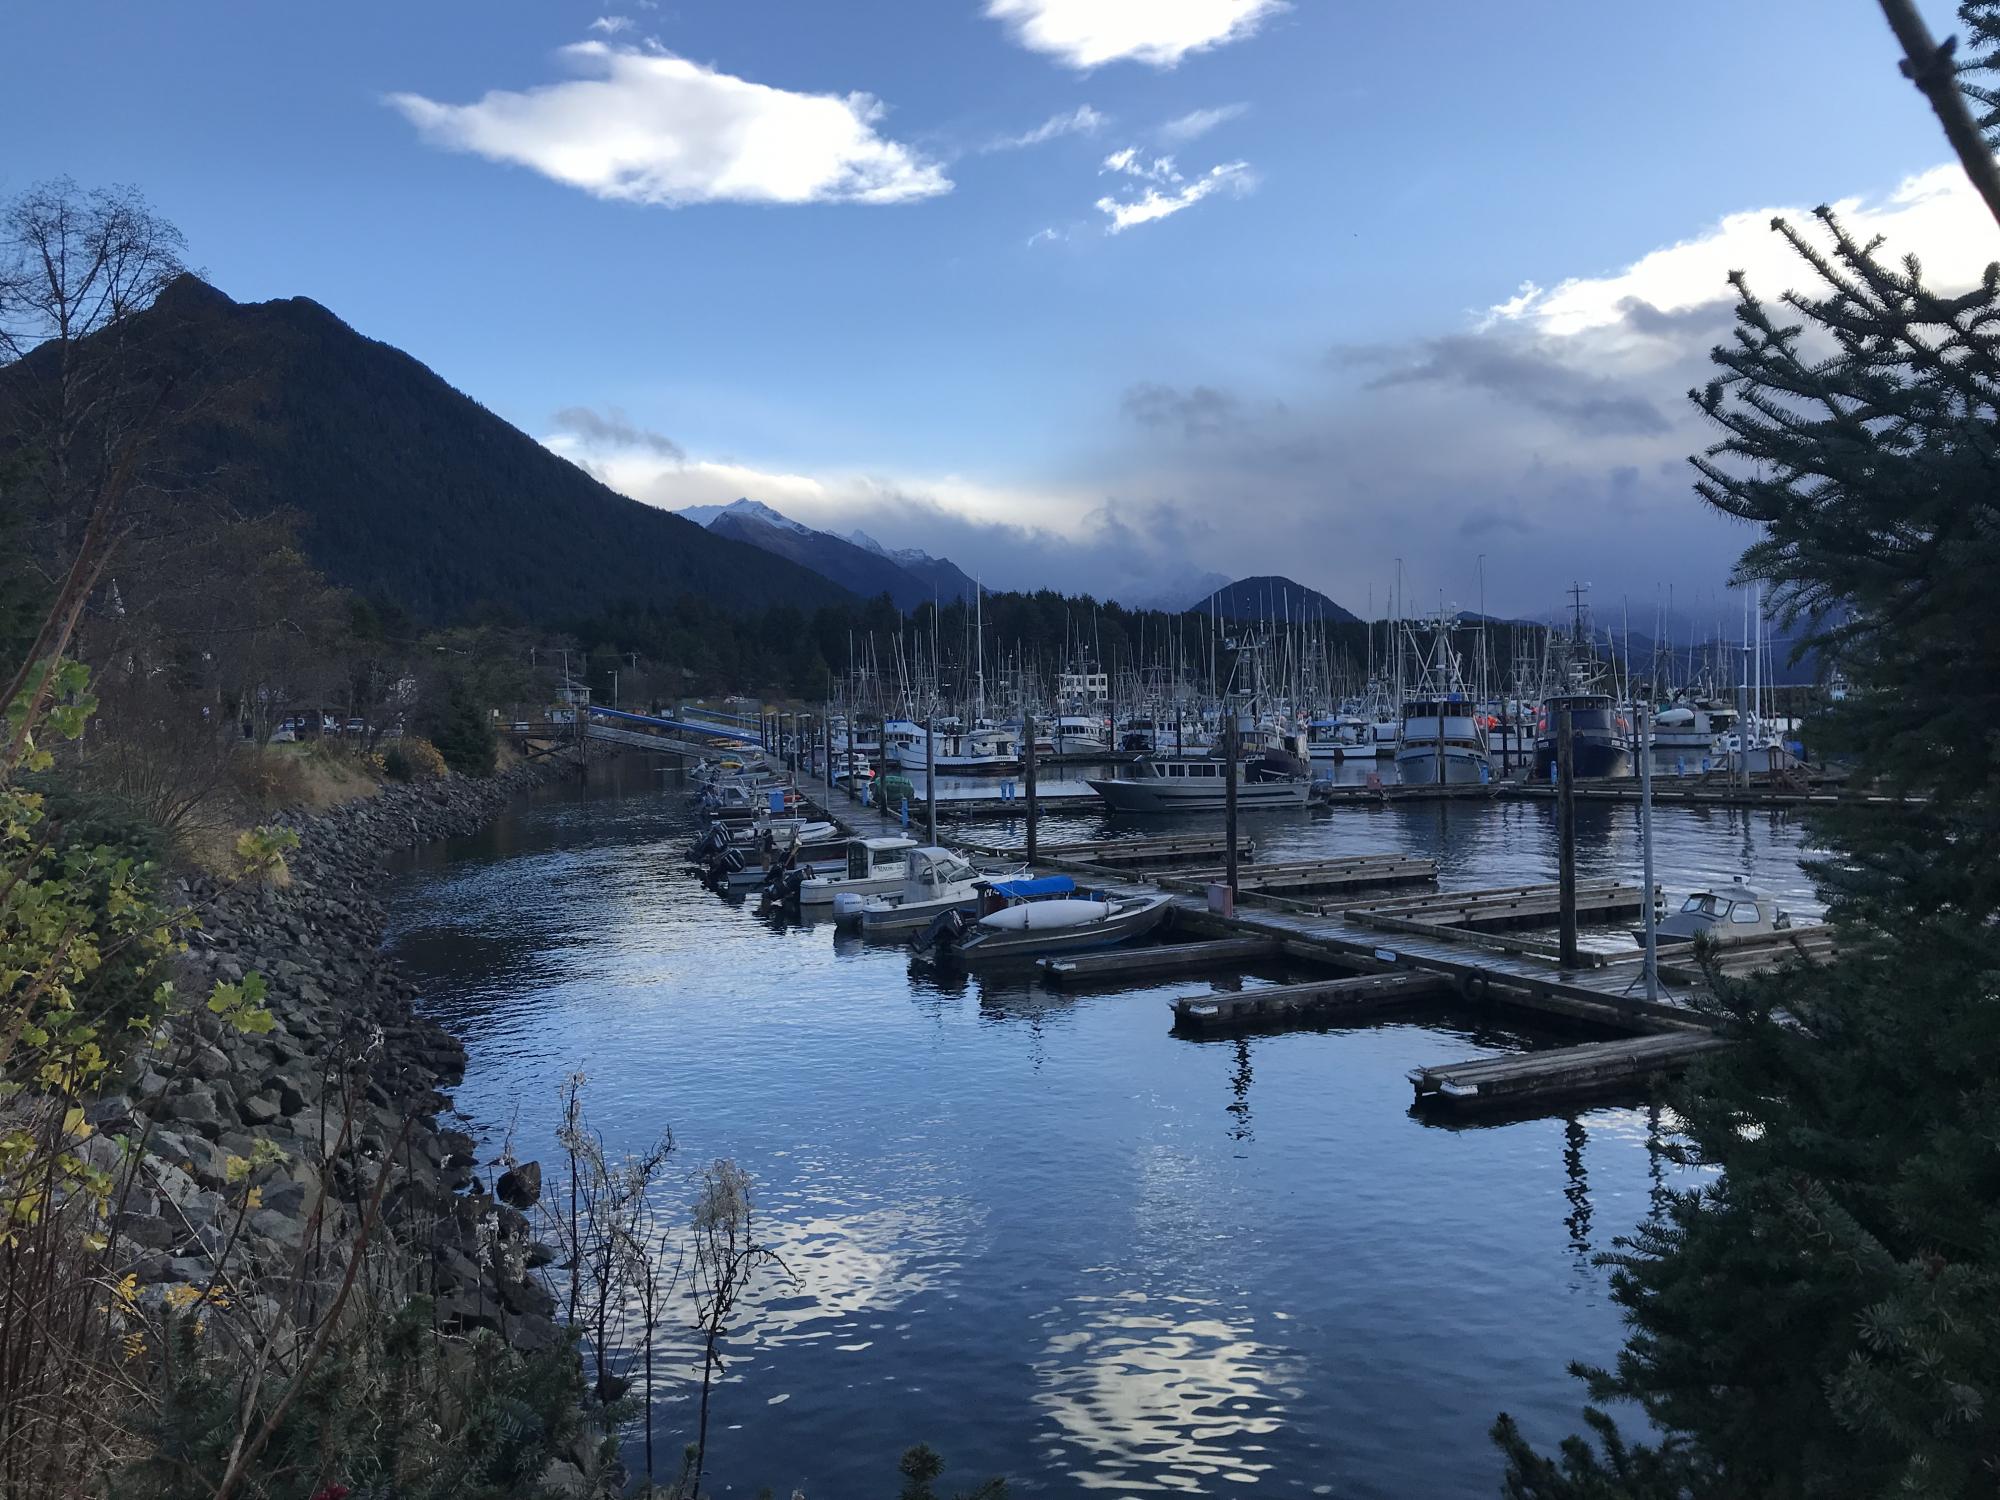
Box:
[384, 748, 1816, 1496]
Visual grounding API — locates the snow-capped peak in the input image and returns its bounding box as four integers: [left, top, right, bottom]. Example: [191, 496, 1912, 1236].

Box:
[679, 498, 815, 534]
[845, 529, 889, 556]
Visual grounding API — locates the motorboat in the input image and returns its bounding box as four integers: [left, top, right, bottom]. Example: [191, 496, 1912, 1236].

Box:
[1085, 754, 1311, 813]
[922, 878, 1173, 963]
[1533, 693, 1633, 780]
[794, 835, 920, 906]
[1393, 694, 1493, 786]
[1636, 881, 1793, 947]
[844, 846, 999, 934]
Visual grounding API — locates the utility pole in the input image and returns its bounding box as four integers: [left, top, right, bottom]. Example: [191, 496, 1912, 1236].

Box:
[1557, 704, 1578, 969]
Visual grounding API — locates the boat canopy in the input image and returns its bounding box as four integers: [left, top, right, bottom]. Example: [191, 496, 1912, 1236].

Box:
[987, 875, 1077, 900]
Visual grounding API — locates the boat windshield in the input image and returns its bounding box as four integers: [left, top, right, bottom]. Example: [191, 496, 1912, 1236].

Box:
[1680, 894, 1724, 917]
[1729, 903, 1762, 924]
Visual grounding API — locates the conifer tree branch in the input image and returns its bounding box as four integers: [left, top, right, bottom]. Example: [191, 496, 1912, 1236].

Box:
[1878, 0, 2000, 228]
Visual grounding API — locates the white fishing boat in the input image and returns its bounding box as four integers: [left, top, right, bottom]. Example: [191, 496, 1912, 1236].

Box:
[1393, 694, 1493, 785]
[884, 719, 1022, 775]
[1050, 713, 1110, 755]
[795, 836, 920, 906]
[1085, 754, 1310, 813]
[844, 846, 1000, 934]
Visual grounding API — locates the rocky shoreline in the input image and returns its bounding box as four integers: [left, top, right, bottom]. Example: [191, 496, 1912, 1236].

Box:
[103, 754, 583, 1356]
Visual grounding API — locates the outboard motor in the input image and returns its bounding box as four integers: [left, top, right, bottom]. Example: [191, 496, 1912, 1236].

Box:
[705, 845, 745, 887]
[912, 907, 971, 953]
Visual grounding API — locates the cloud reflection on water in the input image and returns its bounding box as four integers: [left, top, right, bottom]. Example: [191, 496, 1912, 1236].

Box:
[1033, 1289, 1301, 1491]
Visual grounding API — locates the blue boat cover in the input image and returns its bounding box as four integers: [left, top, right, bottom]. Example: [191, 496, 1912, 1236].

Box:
[988, 875, 1077, 900]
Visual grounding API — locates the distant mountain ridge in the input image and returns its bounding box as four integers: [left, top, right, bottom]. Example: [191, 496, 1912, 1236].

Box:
[1195, 575, 1360, 624]
[677, 499, 980, 610]
[0, 275, 856, 623]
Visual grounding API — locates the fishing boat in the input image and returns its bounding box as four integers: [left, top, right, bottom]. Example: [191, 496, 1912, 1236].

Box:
[844, 846, 999, 934]
[923, 878, 1173, 963]
[1636, 881, 1792, 947]
[1392, 612, 1494, 785]
[1393, 694, 1493, 785]
[884, 719, 1023, 775]
[1050, 713, 1110, 755]
[1085, 753, 1310, 813]
[794, 836, 920, 906]
[1533, 693, 1633, 780]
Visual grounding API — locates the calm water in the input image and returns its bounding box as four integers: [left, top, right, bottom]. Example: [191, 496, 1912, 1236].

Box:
[383, 758, 1816, 1497]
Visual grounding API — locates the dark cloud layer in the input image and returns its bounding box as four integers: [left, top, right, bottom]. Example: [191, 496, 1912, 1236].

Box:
[551, 405, 684, 460]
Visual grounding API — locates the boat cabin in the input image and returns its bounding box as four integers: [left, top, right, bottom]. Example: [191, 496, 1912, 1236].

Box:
[1649, 882, 1791, 944]
[848, 836, 918, 880]
[903, 847, 979, 893]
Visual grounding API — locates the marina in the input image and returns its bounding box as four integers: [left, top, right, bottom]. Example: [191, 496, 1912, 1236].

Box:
[387, 749, 1815, 1496]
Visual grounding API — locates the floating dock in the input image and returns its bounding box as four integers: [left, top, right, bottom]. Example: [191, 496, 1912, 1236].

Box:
[1160, 853, 1438, 898]
[1040, 935, 1283, 984]
[1172, 972, 1451, 1034]
[1407, 1030, 1732, 1113]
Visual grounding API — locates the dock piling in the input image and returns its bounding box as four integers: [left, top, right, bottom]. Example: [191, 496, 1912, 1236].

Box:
[1557, 705, 1578, 970]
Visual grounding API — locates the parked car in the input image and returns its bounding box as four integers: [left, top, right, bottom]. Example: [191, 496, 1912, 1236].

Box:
[344, 717, 368, 737]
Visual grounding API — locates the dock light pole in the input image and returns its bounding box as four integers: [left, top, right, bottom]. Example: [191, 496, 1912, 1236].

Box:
[1557, 704, 1579, 970]
[924, 710, 938, 847]
[1639, 703, 1659, 1004]
[1024, 711, 1039, 864]
[1224, 705, 1240, 899]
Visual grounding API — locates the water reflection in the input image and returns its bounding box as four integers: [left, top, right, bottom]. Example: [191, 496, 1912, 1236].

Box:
[1562, 1116, 1592, 1258]
[1227, 1039, 1255, 1145]
[1033, 1291, 1300, 1492]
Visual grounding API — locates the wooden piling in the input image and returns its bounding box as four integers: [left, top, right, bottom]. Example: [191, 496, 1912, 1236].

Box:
[1557, 704, 1578, 969]
[1224, 709, 1240, 899]
[1024, 710, 1038, 863]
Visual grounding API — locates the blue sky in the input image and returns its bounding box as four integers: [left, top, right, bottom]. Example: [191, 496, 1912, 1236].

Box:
[6, 1, 1988, 615]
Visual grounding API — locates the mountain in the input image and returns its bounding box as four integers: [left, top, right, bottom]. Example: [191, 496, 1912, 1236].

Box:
[841, 528, 983, 607]
[1194, 575, 1360, 624]
[3, 275, 855, 623]
[675, 500, 979, 610]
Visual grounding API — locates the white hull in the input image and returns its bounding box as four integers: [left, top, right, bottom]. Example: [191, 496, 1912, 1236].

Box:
[858, 890, 984, 934]
[799, 869, 906, 906]
[1392, 745, 1491, 785]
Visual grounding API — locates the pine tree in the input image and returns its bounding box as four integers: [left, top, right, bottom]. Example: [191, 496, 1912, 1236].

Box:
[1496, 9, 2000, 1496]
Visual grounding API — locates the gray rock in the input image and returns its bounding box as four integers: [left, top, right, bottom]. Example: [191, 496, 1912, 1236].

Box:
[538, 1458, 589, 1497]
[114, 1212, 175, 1250]
[248, 1209, 306, 1252]
[496, 1160, 541, 1210]
[239, 1091, 283, 1127]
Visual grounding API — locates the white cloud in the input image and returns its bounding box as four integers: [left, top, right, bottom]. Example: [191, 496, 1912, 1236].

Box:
[986, 0, 1288, 69]
[388, 40, 951, 207]
[985, 103, 1107, 151]
[1101, 146, 1180, 183]
[587, 15, 633, 34]
[1158, 102, 1247, 143]
[1488, 163, 1997, 338]
[1027, 226, 1065, 246]
[1097, 160, 1252, 232]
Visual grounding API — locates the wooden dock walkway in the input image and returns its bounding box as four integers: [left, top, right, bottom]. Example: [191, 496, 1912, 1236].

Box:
[956, 833, 1255, 869]
[1172, 972, 1451, 1034]
[1408, 1031, 1732, 1113]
